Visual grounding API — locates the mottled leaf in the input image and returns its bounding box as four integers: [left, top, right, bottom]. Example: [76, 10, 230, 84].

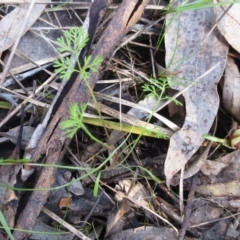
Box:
[164, 3, 228, 186]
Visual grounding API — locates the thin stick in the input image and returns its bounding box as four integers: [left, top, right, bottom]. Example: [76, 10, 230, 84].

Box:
[42, 207, 91, 240]
[0, 72, 57, 128]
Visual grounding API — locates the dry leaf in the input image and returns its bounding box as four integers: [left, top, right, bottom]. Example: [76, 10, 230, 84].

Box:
[0, 126, 35, 147]
[164, 3, 228, 186]
[201, 159, 228, 177]
[196, 180, 240, 196]
[106, 226, 178, 240]
[0, 3, 48, 54]
[201, 219, 234, 240]
[59, 198, 72, 209]
[31, 219, 73, 240]
[3, 8, 81, 71]
[196, 150, 240, 207]
[213, 1, 240, 53]
[201, 150, 240, 183]
[222, 56, 240, 121]
[189, 199, 223, 226]
[106, 199, 139, 237]
[116, 180, 152, 209]
[211, 196, 240, 208]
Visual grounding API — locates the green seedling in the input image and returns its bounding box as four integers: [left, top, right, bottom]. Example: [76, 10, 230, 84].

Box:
[142, 76, 182, 106]
[93, 171, 102, 197]
[54, 27, 103, 81]
[53, 27, 105, 143]
[60, 103, 110, 149]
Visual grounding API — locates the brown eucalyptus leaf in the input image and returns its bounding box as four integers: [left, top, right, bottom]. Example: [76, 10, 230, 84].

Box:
[222, 56, 240, 121]
[164, 3, 228, 186]
[213, 1, 240, 53]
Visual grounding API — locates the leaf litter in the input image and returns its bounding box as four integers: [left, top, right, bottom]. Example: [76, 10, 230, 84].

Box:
[164, 1, 229, 186]
[0, 0, 240, 239]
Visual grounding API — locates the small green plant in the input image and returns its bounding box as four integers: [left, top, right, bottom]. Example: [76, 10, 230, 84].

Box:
[54, 27, 105, 143]
[53, 27, 183, 173]
[54, 27, 103, 81]
[142, 76, 182, 105]
[60, 103, 110, 149]
[60, 103, 86, 139]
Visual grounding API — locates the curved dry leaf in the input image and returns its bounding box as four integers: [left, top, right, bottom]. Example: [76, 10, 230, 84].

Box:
[213, 1, 240, 53]
[0, 3, 48, 53]
[3, 9, 83, 71]
[116, 180, 152, 209]
[196, 180, 240, 197]
[223, 56, 240, 121]
[0, 126, 35, 147]
[197, 151, 240, 202]
[201, 150, 240, 184]
[164, 4, 228, 186]
[201, 159, 228, 177]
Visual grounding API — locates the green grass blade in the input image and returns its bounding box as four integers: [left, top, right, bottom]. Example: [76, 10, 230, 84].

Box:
[0, 210, 14, 240]
[93, 171, 102, 197]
